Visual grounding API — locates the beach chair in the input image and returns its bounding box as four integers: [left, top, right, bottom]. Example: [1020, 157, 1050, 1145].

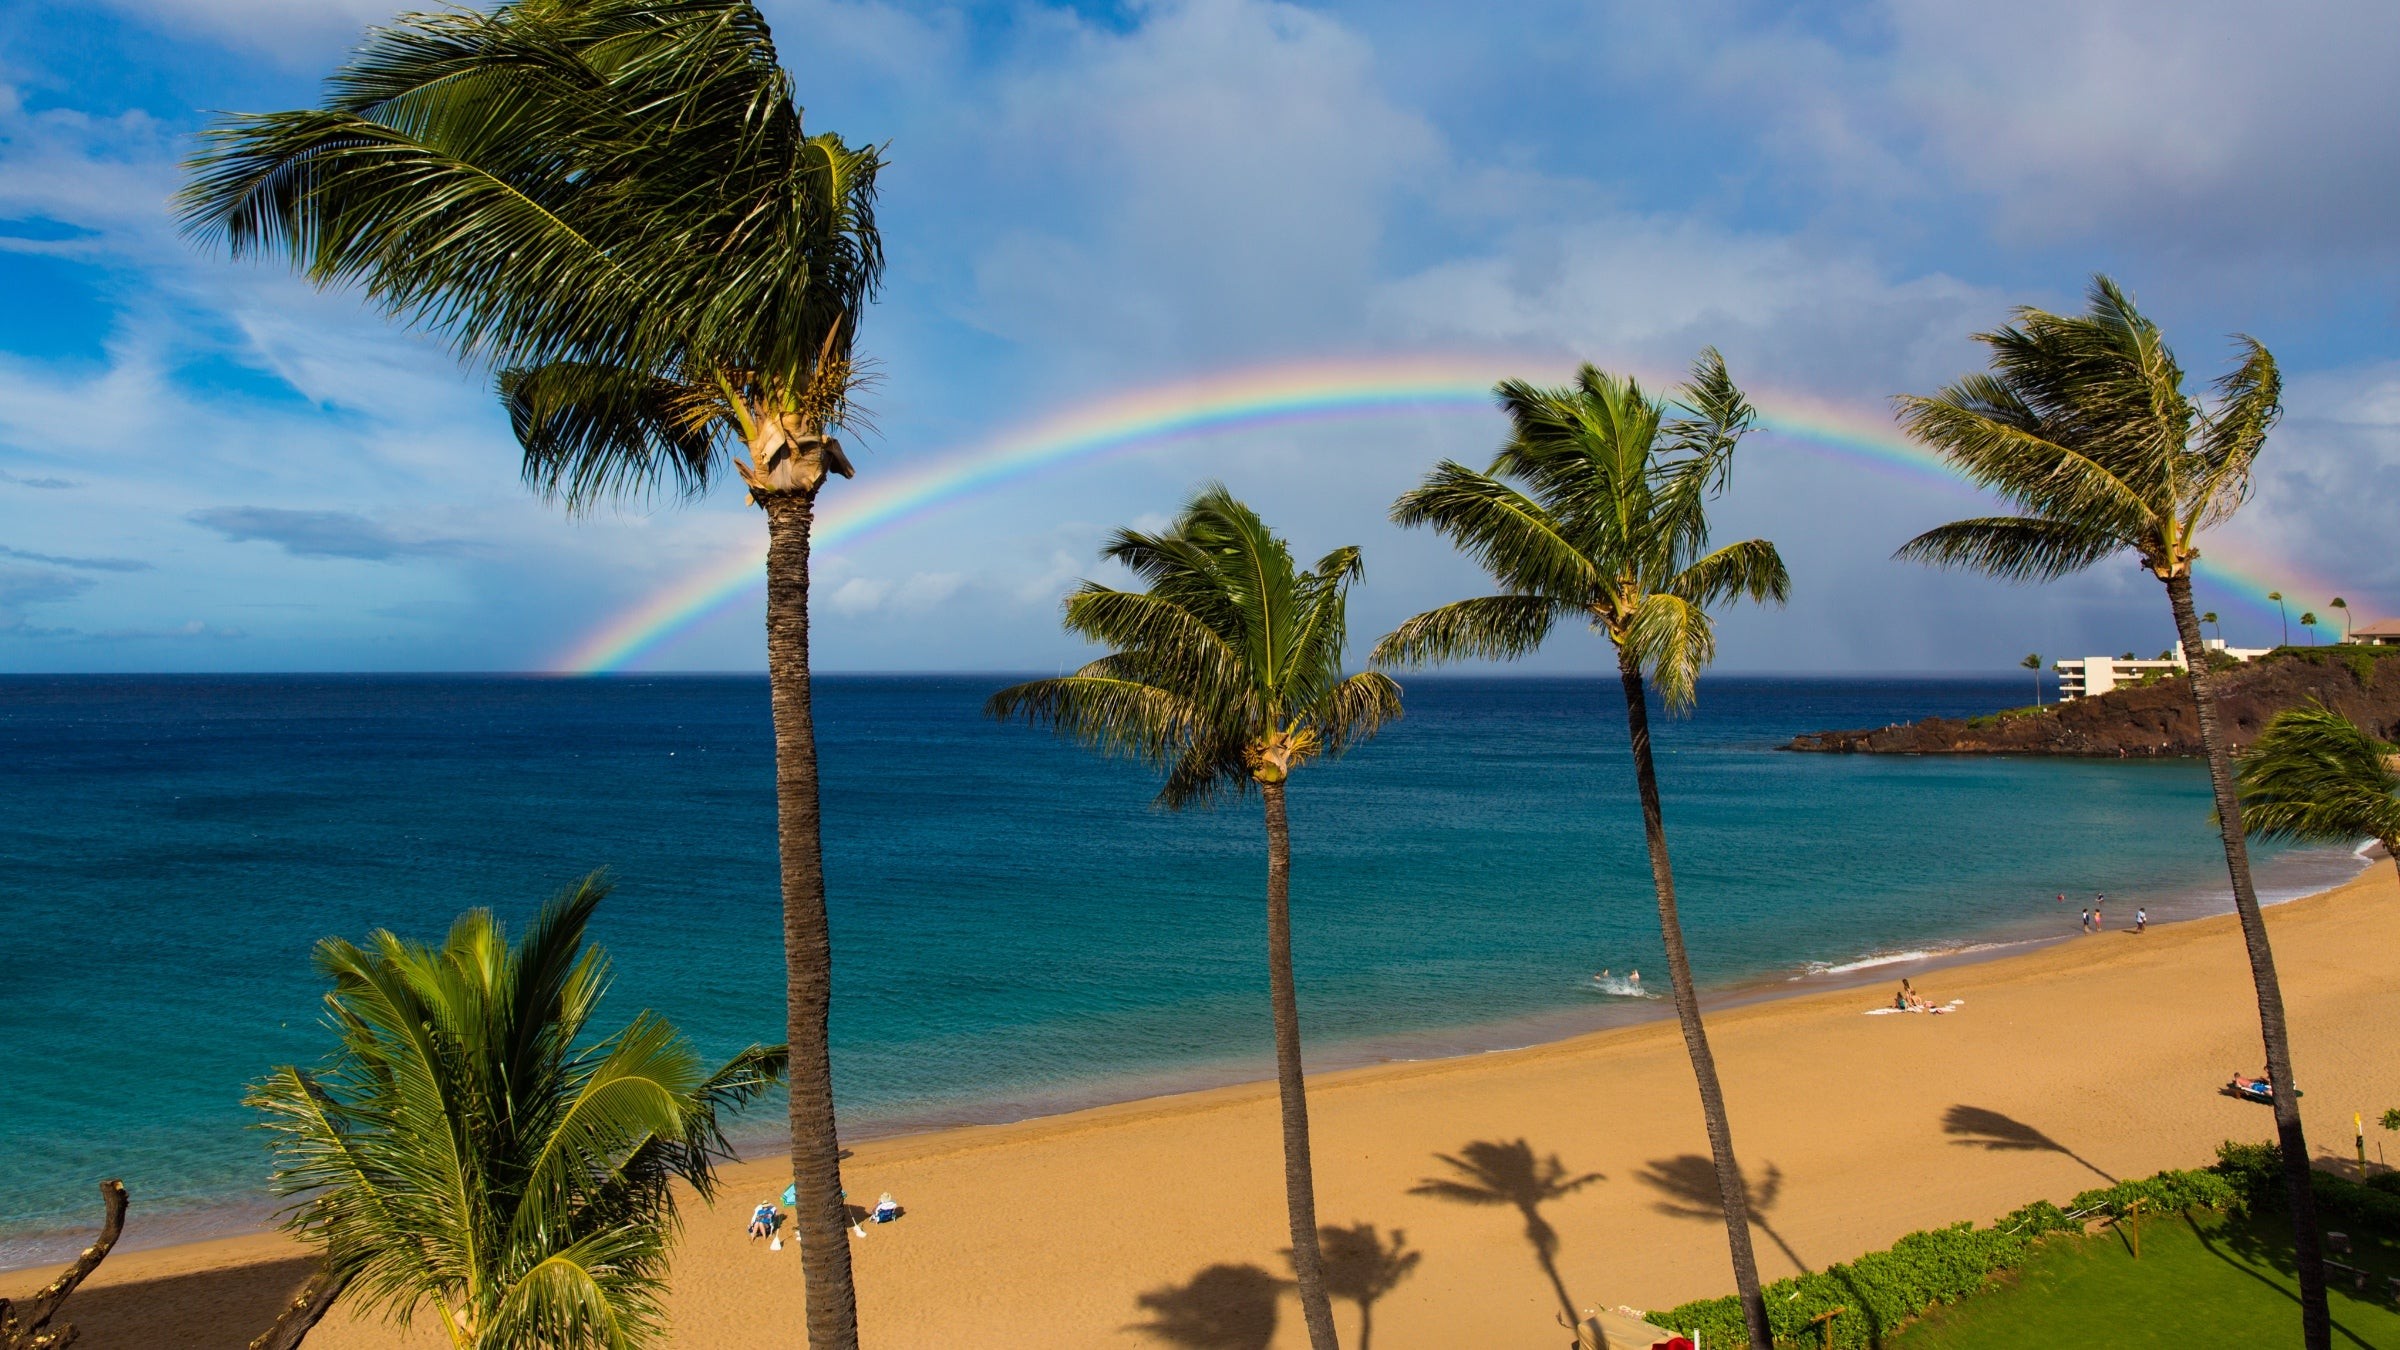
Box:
[871, 1192, 900, 1224]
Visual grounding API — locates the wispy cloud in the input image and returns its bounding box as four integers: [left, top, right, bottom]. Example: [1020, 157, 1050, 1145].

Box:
[0, 468, 78, 490]
[188, 507, 464, 561]
[0, 544, 152, 572]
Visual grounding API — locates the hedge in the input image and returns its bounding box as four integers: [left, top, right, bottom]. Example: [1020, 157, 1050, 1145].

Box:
[2215, 1140, 2400, 1239]
[1652, 1164, 2244, 1347]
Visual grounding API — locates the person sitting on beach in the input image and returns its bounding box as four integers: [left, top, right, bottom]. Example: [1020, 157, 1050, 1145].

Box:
[748, 1202, 779, 1240]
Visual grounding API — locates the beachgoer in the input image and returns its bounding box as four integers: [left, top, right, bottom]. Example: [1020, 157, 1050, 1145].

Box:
[1628, 970, 1641, 989]
[2136, 907, 2147, 933]
[2057, 893, 2065, 904]
[748, 1203, 777, 1241]
[2093, 903, 2104, 932]
[2080, 907, 2091, 932]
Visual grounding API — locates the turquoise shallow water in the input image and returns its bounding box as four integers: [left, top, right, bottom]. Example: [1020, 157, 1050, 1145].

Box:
[0, 674, 2361, 1263]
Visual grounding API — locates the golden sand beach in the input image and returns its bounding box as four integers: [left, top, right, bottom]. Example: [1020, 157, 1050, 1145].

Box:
[15, 865, 2397, 1348]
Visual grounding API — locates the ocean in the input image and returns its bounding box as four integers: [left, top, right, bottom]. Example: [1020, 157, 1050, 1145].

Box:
[0, 674, 2363, 1265]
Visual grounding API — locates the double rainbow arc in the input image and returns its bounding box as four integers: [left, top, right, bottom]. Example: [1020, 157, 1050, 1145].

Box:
[555, 355, 2346, 674]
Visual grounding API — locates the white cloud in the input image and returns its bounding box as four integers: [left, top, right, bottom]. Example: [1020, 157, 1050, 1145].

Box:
[94, 0, 409, 62]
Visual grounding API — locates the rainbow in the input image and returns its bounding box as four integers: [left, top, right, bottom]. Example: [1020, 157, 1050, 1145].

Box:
[555, 354, 2361, 673]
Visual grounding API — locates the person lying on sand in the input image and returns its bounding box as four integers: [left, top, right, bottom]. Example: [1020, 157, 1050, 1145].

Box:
[748, 1203, 780, 1240]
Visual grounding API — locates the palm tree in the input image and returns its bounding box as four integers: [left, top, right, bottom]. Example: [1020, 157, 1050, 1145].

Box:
[2270, 591, 2290, 646]
[2302, 611, 2321, 646]
[1373, 352, 1789, 1349]
[2203, 611, 2221, 645]
[989, 488, 1402, 1350]
[2238, 703, 2400, 882]
[2331, 597, 2352, 641]
[179, 7, 882, 1341]
[249, 876, 785, 1350]
[2022, 652, 2043, 707]
[1892, 274, 2330, 1348]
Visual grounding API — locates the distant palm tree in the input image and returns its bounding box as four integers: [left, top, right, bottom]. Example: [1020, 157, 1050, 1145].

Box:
[2270, 591, 2289, 646]
[249, 876, 785, 1350]
[180, 9, 883, 1340]
[2203, 611, 2221, 645]
[2022, 653, 2043, 707]
[2331, 597, 2351, 641]
[1374, 352, 1788, 1350]
[2239, 704, 2400, 881]
[1893, 275, 2330, 1348]
[2302, 611, 2321, 646]
[990, 488, 1402, 1350]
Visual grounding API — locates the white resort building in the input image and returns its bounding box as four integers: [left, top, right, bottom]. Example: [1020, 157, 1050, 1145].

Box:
[2053, 639, 2272, 701]
[2355, 619, 2400, 647]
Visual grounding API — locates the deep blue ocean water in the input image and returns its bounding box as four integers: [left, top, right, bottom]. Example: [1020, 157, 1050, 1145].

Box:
[0, 674, 2362, 1262]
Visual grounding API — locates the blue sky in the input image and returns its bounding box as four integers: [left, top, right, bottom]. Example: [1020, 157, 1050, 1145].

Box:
[1, 0, 2395, 673]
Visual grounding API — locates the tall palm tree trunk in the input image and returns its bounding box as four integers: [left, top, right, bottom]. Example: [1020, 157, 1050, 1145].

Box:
[1262, 780, 1340, 1350]
[2166, 573, 2328, 1349]
[1616, 650, 1770, 1350]
[764, 494, 860, 1350]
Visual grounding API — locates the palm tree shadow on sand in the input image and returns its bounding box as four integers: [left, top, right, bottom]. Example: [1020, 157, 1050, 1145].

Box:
[1942, 1105, 2117, 1184]
[1128, 1263, 1286, 1350]
[1635, 1155, 1808, 1275]
[1286, 1223, 1421, 1350]
[1412, 1139, 1601, 1327]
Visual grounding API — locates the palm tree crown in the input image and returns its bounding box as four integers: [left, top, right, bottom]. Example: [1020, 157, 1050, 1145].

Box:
[1893, 276, 2278, 586]
[1370, 351, 1788, 701]
[990, 485, 1402, 805]
[250, 876, 784, 1350]
[2238, 704, 2400, 860]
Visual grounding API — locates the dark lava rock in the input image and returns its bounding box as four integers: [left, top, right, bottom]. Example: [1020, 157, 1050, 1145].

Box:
[1786, 647, 2400, 756]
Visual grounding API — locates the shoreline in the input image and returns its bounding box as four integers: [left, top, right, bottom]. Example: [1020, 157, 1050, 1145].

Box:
[11, 861, 2396, 1346]
[3, 840, 2371, 1275]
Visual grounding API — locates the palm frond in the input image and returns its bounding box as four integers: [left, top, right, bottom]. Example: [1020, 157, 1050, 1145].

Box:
[2238, 704, 2400, 852]
[1892, 516, 2126, 582]
[1623, 591, 1715, 711]
[502, 363, 730, 511]
[1389, 462, 1598, 599]
[1370, 594, 1568, 668]
[1672, 538, 1789, 609]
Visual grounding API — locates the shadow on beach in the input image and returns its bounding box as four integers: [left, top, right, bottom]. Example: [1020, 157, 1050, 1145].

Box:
[1942, 1104, 2117, 1184]
[1296, 1222, 1420, 1350]
[1127, 1261, 1285, 1350]
[1635, 1154, 1808, 1275]
[1, 1253, 322, 1350]
[1411, 1138, 1599, 1327]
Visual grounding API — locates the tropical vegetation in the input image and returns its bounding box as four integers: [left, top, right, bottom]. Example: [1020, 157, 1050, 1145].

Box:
[1372, 352, 1789, 1349]
[1891, 274, 2332, 1349]
[177, 3, 882, 1341]
[248, 876, 785, 1350]
[988, 487, 1403, 1350]
[2238, 703, 2400, 878]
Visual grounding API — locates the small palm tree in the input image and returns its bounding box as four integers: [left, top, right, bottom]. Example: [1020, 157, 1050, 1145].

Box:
[1893, 274, 2332, 1347]
[2203, 611, 2221, 644]
[1374, 352, 1788, 1350]
[2301, 611, 2321, 646]
[2331, 597, 2352, 641]
[2239, 704, 2400, 881]
[181, 8, 881, 1340]
[2022, 653, 2043, 707]
[2270, 591, 2289, 646]
[250, 876, 785, 1350]
[990, 487, 1401, 1350]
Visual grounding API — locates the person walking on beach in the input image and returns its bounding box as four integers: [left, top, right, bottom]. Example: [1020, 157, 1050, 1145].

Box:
[2137, 907, 2147, 933]
[2080, 907, 2091, 933]
[2093, 900, 2104, 932]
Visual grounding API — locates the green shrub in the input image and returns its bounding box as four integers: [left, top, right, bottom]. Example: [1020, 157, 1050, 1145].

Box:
[1651, 1171, 2218, 1346]
[2367, 1173, 2400, 1199]
[2213, 1140, 2400, 1240]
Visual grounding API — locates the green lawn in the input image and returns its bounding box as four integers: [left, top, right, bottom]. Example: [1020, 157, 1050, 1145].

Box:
[1896, 1210, 2400, 1349]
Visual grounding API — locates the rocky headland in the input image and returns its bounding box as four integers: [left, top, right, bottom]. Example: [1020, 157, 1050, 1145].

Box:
[1787, 647, 2400, 756]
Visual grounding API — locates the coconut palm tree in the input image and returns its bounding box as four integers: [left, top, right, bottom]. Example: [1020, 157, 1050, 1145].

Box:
[1892, 274, 2330, 1348]
[2239, 704, 2400, 881]
[2022, 652, 2043, 706]
[2331, 597, 2352, 641]
[2203, 611, 2221, 644]
[1372, 352, 1789, 1350]
[249, 875, 785, 1350]
[2270, 591, 2289, 645]
[179, 7, 881, 1341]
[989, 488, 1402, 1350]
[2302, 611, 2321, 645]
